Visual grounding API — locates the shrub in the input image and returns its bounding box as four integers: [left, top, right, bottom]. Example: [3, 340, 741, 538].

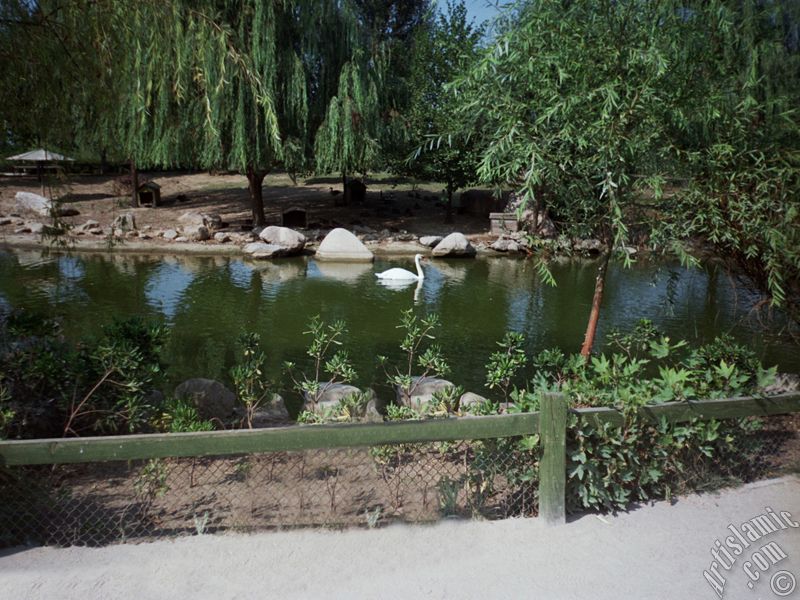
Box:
[0, 310, 167, 438]
[285, 316, 357, 411]
[379, 309, 450, 400]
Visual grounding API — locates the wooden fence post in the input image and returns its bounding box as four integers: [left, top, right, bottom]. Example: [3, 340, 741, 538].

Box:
[539, 392, 568, 525]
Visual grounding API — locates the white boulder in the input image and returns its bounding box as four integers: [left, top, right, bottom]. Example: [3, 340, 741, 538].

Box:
[432, 232, 476, 257]
[243, 241, 288, 259]
[419, 235, 443, 248]
[315, 228, 374, 262]
[396, 377, 455, 410]
[258, 226, 306, 254]
[14, 192, 51, 216]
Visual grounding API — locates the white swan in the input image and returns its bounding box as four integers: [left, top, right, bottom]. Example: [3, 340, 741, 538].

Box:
[375, 254, 426, 281]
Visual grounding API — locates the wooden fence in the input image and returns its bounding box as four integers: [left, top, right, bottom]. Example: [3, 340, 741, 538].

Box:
[1, 392, 798, 529]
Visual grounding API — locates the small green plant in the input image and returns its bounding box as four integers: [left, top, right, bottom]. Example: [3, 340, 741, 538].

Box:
[194, 511, 210, 535]
[485, 332, 528, 407]
[379, 310, 450, 401]
[429, 384, 464, 415]
[285, 316, 357, 411]
[156, 397, 214, 433]
[296, 390, 372, 424]
[230, 332, 272, 429]
[0, 380, 14, 439]
[134, 459, 170, 504]
[364, 506, 383, 529]
[438, 476, 461, 517]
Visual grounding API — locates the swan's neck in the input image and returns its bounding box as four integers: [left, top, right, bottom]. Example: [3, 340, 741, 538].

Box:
[415, 256, 424, 280]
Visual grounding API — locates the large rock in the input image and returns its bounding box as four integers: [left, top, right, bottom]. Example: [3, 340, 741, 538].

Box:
[77, 220, 100, 232]
[238, 394, 290, 427]
[315, 228, 374, 262]
[574, 238, 605, 254]
[419, 235, 443, 248]
[490, 238, 521, 253]
[258, 226, 306, 254]
[396, 377, 455, 410]
[13, 192, 79, 218]
[184, 223, 210, 241]
[243, 241, 289, 259]
[174, 378, 236, 421]
[112, 213, 136, 232]
[178, 211, 222, 230]
[432, 232, 476, 258]
[459, 392, 490, 411]
[303, 383, 368, 414]
[14, 192, 51, 216]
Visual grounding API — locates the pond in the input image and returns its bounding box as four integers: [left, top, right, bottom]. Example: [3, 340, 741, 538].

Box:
[1, 247, 797, 412]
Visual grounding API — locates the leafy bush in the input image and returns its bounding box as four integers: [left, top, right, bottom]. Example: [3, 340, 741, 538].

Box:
[285, 316, 357, 411]
[231, 332, 273, 429]
[296, 390, 372, 425]
[485, 332, 527, 406]
[155, 397, 213, 433]
[379, 309, 450, 400]
[0, 310, 167, 438]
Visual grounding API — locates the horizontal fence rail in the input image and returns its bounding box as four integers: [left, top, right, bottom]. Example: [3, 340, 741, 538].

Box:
[575, 392, 800, 429]
[0, 412, 541, 466]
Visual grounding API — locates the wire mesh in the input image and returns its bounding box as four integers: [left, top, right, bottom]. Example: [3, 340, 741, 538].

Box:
[0, 437, 538, 548]
[1, 413, 796, 549]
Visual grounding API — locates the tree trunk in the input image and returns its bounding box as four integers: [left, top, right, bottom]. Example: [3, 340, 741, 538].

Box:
[100, 150, 107, 175]
[580, 249, 612, 357]
[445, 186, 454, 223]
[342, 171, 349, 206]
[130, 158, 139, 207]
[531, 194, 540, 234]
[247, 167, 267, 227]
[37, 163, 45, 197]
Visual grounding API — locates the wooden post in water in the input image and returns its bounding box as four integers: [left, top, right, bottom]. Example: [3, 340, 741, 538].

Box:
[539, 392, 568, 525]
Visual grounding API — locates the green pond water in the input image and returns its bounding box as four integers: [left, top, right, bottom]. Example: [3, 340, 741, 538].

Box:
[1, 247, 798, 411]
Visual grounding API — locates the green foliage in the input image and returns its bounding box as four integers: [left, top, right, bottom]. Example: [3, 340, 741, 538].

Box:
[231, 332, 273, 429]
[452, 0, 800, 317]
[296, 390, 372, 424]
[313, 59, 382, 177]
[285, 316, 357, 409]
[485, 331, 527, 405]
[0, 310, 166, 438]
[0, 383, 14, 440]
[134, 459, 170, 504]
[404, 1, 486, 215]
[567, 414, 763, 512]
[379, 309, 450, 399]
[156, 397, 214, 433]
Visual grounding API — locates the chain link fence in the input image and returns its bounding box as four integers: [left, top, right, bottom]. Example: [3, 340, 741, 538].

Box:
[0, 436, 538, 548]
[1, 412, 797, 549]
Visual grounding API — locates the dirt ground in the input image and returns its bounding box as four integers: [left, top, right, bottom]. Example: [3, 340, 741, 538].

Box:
[0, 170, 496, 246]
[2, 476, 799, 600]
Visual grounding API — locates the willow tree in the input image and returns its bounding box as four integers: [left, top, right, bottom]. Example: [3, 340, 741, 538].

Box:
[0, 1, 121, 162]
[4, 1, 360, 226]
[313, 57, 382, 193]
[454, 0, 701, 355]
[112, 1, 361, 226]
[667, 0, 800, 320]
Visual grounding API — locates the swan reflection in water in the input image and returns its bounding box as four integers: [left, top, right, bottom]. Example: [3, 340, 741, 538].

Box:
[376, 277, 424, 304]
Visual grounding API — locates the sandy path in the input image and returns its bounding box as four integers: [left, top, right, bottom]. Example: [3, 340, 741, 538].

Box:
[2, 476, 799, 600]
